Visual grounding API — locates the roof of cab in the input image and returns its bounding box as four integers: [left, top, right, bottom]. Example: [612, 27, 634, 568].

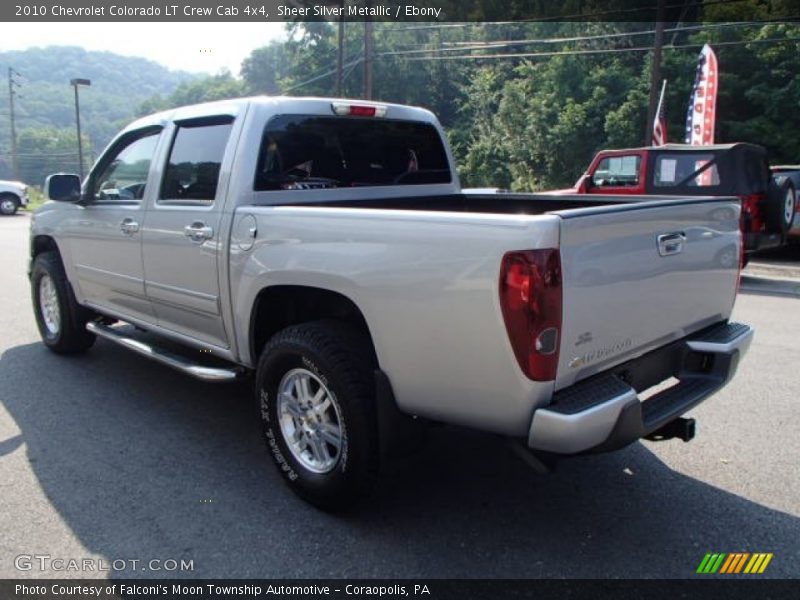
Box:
[121, 96, 439, 135]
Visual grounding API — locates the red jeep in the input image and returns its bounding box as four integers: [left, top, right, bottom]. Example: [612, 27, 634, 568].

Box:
[555, 143, 798, 254]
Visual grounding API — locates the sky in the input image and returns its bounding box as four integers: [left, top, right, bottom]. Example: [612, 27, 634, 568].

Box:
[0, 22, 287, 75]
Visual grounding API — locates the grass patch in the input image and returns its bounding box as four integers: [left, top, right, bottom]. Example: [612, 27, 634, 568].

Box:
[23, 187, 46, 212]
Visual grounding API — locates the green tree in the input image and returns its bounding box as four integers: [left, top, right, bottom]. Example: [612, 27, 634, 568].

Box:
[135, 71, 247, 115]
[0, 46, 195, 171]
[14, 126, 91, 186]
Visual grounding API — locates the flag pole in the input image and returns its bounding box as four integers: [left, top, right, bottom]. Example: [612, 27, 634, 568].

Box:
[655, 79, 667, 122]
[652, 79, 668, 146]
[644, 0, 667, 145]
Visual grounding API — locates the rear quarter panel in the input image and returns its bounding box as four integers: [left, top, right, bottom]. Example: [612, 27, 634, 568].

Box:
[230, 206, 560, 436]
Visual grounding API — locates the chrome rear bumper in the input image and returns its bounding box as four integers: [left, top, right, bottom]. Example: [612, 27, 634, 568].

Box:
[528, 321, 753, 454]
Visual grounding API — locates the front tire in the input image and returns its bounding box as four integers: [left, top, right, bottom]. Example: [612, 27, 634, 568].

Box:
[255, 321, 379, 511]
[0, 194, 19, 216]
[31, 251, 96, 354]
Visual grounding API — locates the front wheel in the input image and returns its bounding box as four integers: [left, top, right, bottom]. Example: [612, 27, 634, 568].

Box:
[255, 321, 379, 511]
[31, 251, 96, 354]
[0, 194, 19, 216]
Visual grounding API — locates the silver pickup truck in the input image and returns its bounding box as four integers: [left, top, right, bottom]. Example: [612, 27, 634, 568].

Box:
[30, 97, 753, 509]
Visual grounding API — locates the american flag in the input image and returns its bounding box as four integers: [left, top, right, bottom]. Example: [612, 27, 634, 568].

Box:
[652, 80, 668, 146]
[685, 44, 718, 145]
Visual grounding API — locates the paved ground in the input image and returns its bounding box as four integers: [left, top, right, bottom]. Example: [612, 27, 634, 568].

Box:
[1, 213, 798, 579]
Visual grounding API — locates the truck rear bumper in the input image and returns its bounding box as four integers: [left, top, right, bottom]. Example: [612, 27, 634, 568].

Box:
[527, 321, 753, 454]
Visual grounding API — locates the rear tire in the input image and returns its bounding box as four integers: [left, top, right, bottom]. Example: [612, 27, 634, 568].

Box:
[255, 320, 379, 511]
[31, 251, 96, 354]
[0, 193, 19, 216]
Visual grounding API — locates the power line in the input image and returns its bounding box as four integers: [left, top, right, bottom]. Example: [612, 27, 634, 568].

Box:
[281, 56, 363, 93]
[382, 0, 753, 31]
[1, 152, 80, 157]
[398, 35, 800, 62]
[379, 19, 799, 58]
[281, 20, 796, 93]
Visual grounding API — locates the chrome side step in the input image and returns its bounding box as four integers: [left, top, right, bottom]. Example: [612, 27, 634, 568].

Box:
[86, 321, 243, 382]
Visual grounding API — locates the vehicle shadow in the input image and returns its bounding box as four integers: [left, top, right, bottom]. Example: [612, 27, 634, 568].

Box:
[739, 275, 800, 299]
[751, 243, 800, 264]
[1, 340, 797, 579]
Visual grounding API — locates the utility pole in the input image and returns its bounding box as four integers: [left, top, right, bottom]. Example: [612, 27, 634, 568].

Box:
[645, 0, 666, 146]
[337, 1, 345, 97]
[363, 6, 374, 100]
[70, 78, 91, 179]
[7, 67, 20, 181]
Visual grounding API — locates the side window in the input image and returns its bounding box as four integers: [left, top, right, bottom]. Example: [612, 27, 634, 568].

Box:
[654, 154, 720, 188]
[592, 155, 640, 187]
[92, 131, 160, 203]
[160, 121, 233, 204]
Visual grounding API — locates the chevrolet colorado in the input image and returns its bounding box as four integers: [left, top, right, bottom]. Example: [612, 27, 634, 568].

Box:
[30, 97, 752, 509]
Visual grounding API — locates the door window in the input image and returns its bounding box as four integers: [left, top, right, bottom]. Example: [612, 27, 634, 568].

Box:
[591, 155, 641, 187]
[160, 121, 233, 204]
[91, 131, 160, 203]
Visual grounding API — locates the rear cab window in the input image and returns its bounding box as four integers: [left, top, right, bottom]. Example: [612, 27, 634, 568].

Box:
[254, 115, 451, 191]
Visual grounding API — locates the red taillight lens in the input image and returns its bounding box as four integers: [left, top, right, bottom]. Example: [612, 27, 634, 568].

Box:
[349, 105, 377, 117]
[499, 249, 563, 381]
[739, 193, 765, 233]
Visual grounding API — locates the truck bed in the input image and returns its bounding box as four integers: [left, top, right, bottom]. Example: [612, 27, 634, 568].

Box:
[277, 192, 720, 216]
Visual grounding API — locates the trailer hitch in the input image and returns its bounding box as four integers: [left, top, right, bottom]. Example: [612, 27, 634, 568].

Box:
[645, 417, 697, 443]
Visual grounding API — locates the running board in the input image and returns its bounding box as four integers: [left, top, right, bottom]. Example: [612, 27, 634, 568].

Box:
[86, 321, 243, 382]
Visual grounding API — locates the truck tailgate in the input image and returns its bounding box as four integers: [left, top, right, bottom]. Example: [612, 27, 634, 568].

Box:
[554, 198, 740, 390]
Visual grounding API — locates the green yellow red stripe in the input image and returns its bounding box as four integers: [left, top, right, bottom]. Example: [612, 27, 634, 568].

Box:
[698, 552, 773, 574]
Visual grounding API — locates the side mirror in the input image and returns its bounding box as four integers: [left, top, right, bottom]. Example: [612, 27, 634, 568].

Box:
[44, 173, 81, 202]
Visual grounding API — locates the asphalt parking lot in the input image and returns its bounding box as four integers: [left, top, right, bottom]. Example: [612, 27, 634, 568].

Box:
[1, 212, 798, 579]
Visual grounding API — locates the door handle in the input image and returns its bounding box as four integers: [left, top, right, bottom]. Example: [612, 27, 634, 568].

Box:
[120, 218, 139, 235]
[657, 232, 686, 256]
[184, 222, 214, 242]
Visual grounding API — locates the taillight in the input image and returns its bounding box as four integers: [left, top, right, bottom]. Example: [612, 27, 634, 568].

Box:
[331, 102, 387, 117]
[499, 249, 563, 381]
[739, 193, 765, 232]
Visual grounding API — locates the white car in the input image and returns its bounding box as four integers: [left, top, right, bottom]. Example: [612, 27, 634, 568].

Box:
[0, 179, 29, 215]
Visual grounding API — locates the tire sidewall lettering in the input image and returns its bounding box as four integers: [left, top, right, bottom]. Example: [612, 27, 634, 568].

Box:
[260, 388, 299, 481]
[259, 352, 350, 480]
